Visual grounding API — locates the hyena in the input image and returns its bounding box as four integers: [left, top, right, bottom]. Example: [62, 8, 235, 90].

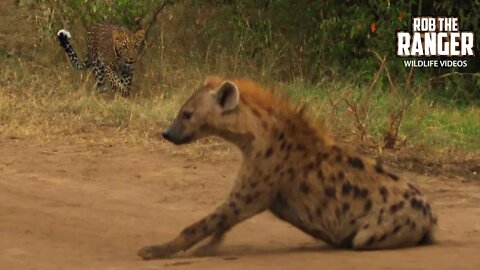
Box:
[138, 76, 437, 260]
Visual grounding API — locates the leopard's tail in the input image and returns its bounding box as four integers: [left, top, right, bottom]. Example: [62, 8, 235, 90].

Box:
[57, 29, 90, 70]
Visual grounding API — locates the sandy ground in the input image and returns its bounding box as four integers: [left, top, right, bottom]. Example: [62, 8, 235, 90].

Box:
[1, 138, 480, 270]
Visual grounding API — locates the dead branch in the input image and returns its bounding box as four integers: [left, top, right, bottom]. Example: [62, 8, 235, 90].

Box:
[138, 0, 173, 54]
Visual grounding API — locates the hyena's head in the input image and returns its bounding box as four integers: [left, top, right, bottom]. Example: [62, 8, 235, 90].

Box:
[162, 76, 243, 145]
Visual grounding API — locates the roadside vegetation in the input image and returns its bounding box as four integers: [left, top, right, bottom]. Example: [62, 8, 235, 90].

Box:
[0, 0, 479, 176]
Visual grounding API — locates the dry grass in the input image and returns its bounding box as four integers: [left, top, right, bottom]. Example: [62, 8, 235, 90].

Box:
[0, 2, 479, 178]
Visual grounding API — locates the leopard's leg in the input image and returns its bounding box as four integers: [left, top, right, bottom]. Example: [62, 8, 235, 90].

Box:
[92, 59, 106, 88]
[120, 63, 134, 92]
[57, 30, 90, 69]
[104, 65, 129, 97]
[137, 176, 274, 260]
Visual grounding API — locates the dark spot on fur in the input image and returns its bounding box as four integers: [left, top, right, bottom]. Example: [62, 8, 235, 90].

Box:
[348, 157, 365, 170]
[397, 201, 405, 210]
[229, 202, 236, 209]
[202, 225, 208, 233]
[342, 183, 352, 195]
[245, 194, 253, 204]
[390, 203, 399, 214]
[307, 162, 315, 170]
[374, 163, 385, 174]
[378, 233, 388, 242]
[364, 199, 373, 212]
[217, 220, 226, 230]
[410, 221, 417, 230]
[349, 219, 357, 225]
[277, 132, 285, 141]
[286, 143, 292, 152]
[363, 224, 370, 229]
[354, 186, 369, 198]
[274, 165, 281, 173]
[287, 167, 295, 176]
[403, 191, 410, 200]
[405, 218, 411, 226]
[379, 186, 389, 203]
[315, 207, 322, 217]
[250, 182, 258, 188]
[410, 198, 424, 211]
[265, 147, 273, 158]
[330, 174, 337, 181]
[342, 202, 350, 213]
[233, 208, 240, 215]
[338, 171, 345, 180]
[353, 186, 361, 197]
[296, 144, 306, 151]
[280, 141, 287, 150]
[300, 181, 310, 194]
[387, 173, 399, 181]
[377, 208, 384, 225]
[324, 186, 336, 198]
[366, 235, 376, 245]
[335, 155, 342, 162]
[317, 170, 324, 180]
[393, 225, 402, 234]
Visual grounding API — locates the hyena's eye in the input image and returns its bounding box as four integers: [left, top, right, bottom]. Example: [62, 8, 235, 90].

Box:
[181, 111, 193, 120]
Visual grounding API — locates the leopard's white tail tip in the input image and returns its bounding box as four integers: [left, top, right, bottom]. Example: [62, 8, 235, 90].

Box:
[57, 29, 71, 39]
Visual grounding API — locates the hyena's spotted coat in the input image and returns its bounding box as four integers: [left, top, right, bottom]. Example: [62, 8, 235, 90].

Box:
[138, 76, 437, 259]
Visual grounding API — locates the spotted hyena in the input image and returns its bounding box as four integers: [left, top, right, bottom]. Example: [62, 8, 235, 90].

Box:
[138, 76, 437, 260]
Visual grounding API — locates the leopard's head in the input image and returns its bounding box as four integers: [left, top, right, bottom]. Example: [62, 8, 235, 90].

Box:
[112, 29, 145, 64]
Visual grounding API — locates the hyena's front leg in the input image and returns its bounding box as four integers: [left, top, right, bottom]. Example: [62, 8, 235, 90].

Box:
[138, 180, 272, 260]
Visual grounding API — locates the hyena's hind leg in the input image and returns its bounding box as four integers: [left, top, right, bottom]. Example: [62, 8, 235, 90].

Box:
[57, 30, 90, 70]
[350, 208, 436, 250]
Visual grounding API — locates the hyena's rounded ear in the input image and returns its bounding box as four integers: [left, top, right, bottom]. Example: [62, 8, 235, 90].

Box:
[215, 81, 239, 112]
[204, 76, 223, 88]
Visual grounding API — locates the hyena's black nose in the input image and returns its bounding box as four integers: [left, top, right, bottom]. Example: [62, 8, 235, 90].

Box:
[162, 130, 171, 141]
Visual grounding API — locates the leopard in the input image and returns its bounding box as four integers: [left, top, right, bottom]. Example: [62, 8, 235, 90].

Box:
[137, 76, 437, 260]
[57, 24, 145, 97]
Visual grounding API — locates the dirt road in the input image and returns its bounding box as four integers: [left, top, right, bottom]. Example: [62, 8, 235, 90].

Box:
[1, 138, 480, 270]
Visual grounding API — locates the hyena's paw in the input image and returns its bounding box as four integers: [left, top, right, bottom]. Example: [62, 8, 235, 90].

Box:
[137, 244, 177, 260]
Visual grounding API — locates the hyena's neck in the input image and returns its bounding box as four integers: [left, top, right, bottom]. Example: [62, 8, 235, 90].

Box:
[215, 106, 278, 159]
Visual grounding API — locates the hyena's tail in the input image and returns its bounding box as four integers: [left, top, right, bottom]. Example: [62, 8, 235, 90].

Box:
[57, 29, 90, 70]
